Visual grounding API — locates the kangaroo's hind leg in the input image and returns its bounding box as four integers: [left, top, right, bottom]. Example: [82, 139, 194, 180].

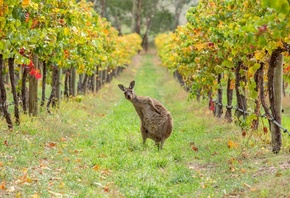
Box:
[141, 125, 148, 145]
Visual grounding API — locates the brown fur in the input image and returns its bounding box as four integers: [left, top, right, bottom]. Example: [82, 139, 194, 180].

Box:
[118, 80, 173, 149]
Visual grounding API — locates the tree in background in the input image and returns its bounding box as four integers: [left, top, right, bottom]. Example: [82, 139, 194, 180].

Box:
[89, 0, 198, 49]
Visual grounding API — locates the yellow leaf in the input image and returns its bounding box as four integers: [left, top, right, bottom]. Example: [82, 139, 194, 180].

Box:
[92, 165, 100, 171]
[22, 0, 30, 7]
[0, 0, 3, 6]
[194, 57, 200, 63]
[63, 28, 70, 36]
[59, 181, 65, 189]
[31, 193, 40, 198]
[194, 43, 206, 51]
[228, 140, 238, 149]
[254, 50, 265, 61]
[230, 79, 235, 90]
[243, 1, 249, 9]
[276, 40, 284, 48]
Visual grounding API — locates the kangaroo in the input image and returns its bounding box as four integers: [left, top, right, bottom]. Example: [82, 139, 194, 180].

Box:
[118, 80, 173, 149]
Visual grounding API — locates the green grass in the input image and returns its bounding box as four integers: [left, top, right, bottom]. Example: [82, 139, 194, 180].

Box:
[1, 53, 290, 197]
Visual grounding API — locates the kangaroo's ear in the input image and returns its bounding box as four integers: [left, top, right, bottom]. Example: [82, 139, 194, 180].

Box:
[129, 80, 135, 89]
[118, 84, 125, 91]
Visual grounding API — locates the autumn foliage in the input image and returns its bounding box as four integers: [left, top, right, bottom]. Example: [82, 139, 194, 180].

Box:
[0, 0, 142, 129]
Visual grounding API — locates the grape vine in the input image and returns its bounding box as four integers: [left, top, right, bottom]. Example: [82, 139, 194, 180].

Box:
[155, 0, 290, 153]
[0, 0, 142, 129]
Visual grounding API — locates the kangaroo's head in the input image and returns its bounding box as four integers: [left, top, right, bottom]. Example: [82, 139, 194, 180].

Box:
[118, 80, 136, 101]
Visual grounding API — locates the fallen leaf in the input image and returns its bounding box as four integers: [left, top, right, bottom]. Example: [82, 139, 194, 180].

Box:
[61, 137, 67, 142]
[92, 165, 100, 171]
[59, 181, 65, 189]
[0, 181, 5, 190]
[101, 169, 112, 176]
[48, 190, 63, 197]
[63, 158, 70, 162]
[243, 183, 251, 189]
[242, 131, 246, 137]
[99, 154, 107, 158]
[191, 145, 199, 152]
[46, 142, 57, 148]
[228, 140, 238, 149]
[228, 158, 235, 164]
[39, 163, 51, 170]
[103, 186, 110, 192]
[20, 173, 33, 184]
[4, 140, 8, 146]
[275, 171, 282, 177]
[31, 193, 40, 198]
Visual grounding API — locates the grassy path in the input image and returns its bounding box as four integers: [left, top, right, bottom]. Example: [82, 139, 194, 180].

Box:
[1, 53, 290, 197]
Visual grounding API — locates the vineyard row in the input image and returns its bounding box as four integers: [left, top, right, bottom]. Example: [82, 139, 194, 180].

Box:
[0, 0, 142, 129]
[155, 0, 290, 153]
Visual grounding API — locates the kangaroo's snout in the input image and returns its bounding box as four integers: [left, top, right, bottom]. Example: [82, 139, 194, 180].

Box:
[123, 89, 134, 100]
[125, 92, 132, 100]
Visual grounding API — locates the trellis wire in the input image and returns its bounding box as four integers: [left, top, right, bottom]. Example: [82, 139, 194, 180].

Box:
[212, 99, 290, 136]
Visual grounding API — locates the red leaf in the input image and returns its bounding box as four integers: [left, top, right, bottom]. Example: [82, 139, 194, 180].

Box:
[46, 142, 57, 148]
[4, 140, 8, 146]
[19, 47, 25, 55]
[191, 145, 199, 151]
[263, 127, 268, 134]
[103, 186, 110, 192]
[28, 60, 34, 68]
[30, 68, 36, 75]
[242, 131, 246, 137]
[35, 72, 42, 79]
[209, 100, 215, 111]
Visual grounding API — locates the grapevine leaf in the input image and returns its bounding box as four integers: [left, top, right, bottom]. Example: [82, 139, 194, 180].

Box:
[221, 60, 233, 68]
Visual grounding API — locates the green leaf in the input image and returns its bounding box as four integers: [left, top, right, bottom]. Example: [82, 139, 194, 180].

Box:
[214, 65, 223, 73]
[280, 2, 290, 15]
[266, 0, 290, 15]
[0, 41, 3, 51]
[261, 0, 269, 8]
[258, 36, 267, 46]
[273, 29, 281, 39]
[222, 60, 233, 68]
[253, 63, 261, 70]
[250, 90, 258, 100]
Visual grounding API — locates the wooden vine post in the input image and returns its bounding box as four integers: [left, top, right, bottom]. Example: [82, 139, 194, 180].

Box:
[268, 49, 283, 153]
[0, 54, 13, 129]
[8, 57, 20, 125]
[28, 54, 39, 116]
